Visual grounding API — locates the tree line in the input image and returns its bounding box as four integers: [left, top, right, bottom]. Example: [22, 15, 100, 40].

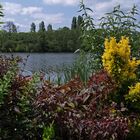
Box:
[0, 16, 83, 52]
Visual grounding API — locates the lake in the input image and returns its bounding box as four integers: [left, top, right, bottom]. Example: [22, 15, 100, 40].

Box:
[1, 53, 77, 76]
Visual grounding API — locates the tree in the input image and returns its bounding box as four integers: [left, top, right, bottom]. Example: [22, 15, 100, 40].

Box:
[47, 24, 52, 31]
[71, 16, 77, 30]
[11, 24, 17, 33]
[30, 22, 36, 32]
[77, 15, 83, 28]
[3, 21, 17, 33]
[39, 21, 46, 32]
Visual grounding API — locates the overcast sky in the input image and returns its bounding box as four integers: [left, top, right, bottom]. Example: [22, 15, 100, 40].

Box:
[1, 0, 140, 32]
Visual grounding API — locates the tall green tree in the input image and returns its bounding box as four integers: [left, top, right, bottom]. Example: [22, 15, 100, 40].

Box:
[71, 16, 77, 30]
[39, 21, 46, 32]
[47, 24, 52, 31]
[11, 23, 17, 33]
[77, 15, 83, 28]
[30, 22, 36, 32]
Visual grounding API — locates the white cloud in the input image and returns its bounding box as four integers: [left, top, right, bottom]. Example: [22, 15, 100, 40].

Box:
[95, 0, 128, 12]
[43, 0, 78, 6]
[22, 7, 43, 15]
[32, 13, 64, 24]
[2, 2, 64, 25]
[87, 0, 140, 22]
[2, 2, 43, 16]
[1, 1, 65, 31]
[3, 2, 22, 15]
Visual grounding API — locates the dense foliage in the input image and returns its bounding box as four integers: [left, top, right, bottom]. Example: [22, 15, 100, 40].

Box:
[0, 56, 42, 139]
[2, 38, 140, 139]
[0, 57, 131, 140]
[2, 35, 140, 139]
[1, 2, 140, 140]
[0, 27, 81, 52]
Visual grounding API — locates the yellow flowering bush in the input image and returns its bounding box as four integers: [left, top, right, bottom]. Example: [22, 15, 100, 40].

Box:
[102, 36, 140, 84]
[125, 82, 140, 112]
[126, 83, 140, 103]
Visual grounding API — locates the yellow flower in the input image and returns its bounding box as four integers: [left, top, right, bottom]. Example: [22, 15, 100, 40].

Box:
[102, 36, 140, 84]
[126, 82, 140, 103]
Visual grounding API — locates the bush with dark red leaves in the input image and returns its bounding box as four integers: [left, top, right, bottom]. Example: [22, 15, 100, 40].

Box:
[34, 70, 130, 140]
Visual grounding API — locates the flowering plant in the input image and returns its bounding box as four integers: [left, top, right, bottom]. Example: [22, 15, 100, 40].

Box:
[125, 82, 140, 111]
[102, 36, 140, 84]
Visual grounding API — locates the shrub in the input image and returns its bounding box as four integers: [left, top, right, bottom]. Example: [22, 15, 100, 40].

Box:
[0, 56, 42, 139]
[102, 36, 140, 84]
[34, 70, 130, 140]
[125, 82, 140, 111]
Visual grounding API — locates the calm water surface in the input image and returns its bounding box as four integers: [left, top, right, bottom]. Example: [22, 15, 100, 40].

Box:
[1, 53, 77, 74]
